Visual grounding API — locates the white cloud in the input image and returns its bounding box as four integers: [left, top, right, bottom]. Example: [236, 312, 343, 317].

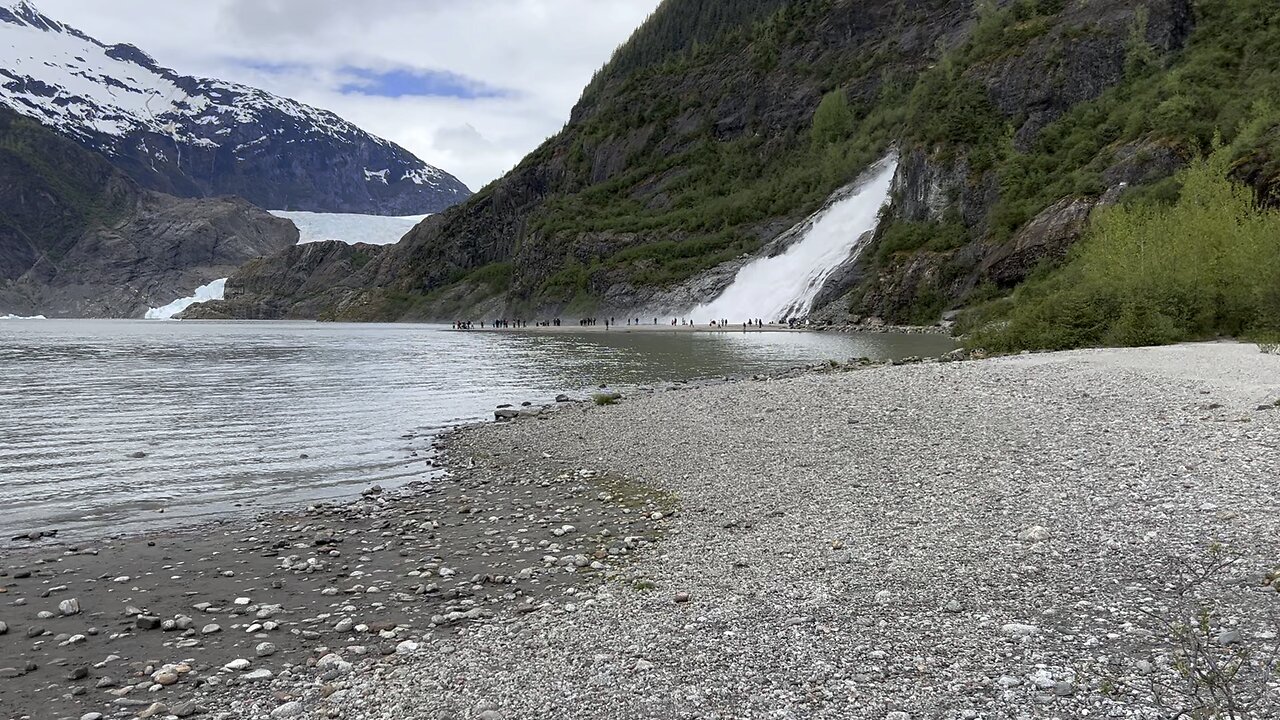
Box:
[35, 0, 660, 190]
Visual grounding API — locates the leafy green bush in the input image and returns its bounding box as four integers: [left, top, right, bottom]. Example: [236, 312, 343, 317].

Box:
[969, 149, 1280, 351]
[812, 89, 855, 146]
[467, 262, 514, 294]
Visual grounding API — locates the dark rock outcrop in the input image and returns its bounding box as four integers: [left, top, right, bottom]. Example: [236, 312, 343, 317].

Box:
[979, 198, 1096, 288]
[181, 242, 387, 321]
[0, 108, 298, 318]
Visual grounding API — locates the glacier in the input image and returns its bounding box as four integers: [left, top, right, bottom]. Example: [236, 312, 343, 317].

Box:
[271, 211, 429, 246]
[690, 157, 898, 324]
[145, 278, 226, 320]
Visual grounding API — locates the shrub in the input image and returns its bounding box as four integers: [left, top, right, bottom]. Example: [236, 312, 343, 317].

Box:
[969, 147, 1280, 351]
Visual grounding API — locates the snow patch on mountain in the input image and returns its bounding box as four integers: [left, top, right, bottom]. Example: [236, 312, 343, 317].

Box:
[271, 211, 428, 246]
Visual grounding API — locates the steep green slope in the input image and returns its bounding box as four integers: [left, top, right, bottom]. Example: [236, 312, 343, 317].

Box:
[208, 0, 1279, 331]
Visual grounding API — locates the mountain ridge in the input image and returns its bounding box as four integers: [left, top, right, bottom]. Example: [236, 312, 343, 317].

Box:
[0, 1, 471, 215]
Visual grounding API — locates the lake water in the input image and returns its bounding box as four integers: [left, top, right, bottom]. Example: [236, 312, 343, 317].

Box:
[0, 321, 955, 538]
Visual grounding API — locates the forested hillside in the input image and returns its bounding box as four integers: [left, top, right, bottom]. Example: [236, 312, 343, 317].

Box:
[196, 0, 1280, 342]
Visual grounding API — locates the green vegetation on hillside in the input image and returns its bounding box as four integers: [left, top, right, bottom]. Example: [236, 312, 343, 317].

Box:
[525, 0, 1280, 306]
[523, 1, 914, 297]
[985, 0, 1280, 239]
[585, 0, 793, 96]
[965, 149, 1280, 350]
[860, 0, 1280, 342]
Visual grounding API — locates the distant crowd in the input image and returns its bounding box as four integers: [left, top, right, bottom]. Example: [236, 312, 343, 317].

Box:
[453, 316, 795, 330]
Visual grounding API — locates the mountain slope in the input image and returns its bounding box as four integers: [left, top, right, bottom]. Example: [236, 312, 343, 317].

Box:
[195, 0, 1280, 324]
[0, 107, 298, 317]
[0, 1, 471, 215]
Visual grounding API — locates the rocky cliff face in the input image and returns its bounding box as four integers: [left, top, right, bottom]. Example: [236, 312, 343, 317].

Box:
[0, 109, 298, 318]
[0, 1, 471, 215]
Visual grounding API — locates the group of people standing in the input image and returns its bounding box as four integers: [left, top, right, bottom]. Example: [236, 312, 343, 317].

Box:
[453, 319, 550, 329]
[453, 315, 778, 331]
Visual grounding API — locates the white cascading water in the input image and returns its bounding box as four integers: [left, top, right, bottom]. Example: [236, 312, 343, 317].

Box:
[690, 156, 897, 323]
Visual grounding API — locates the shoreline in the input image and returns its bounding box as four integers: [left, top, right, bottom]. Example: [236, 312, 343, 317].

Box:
[3, 343, 1278, 719]
[450, 322, 954, 336]
[450, 323, 810, 334]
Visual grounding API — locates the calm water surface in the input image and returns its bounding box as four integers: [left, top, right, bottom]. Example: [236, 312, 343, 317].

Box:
[0, 320, 955, 537]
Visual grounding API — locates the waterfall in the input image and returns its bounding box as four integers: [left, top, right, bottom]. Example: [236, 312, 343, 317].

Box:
[689, 156, 897, 323]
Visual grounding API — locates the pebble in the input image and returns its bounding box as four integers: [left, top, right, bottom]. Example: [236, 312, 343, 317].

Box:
[271, 701, 304, 718]
[1000, 623, 1039, 639]
[256, 641, 278, 657]
[201, 623, 222, 635]
[58, 598, 81, 616]
[1016, 526, 1051, 542]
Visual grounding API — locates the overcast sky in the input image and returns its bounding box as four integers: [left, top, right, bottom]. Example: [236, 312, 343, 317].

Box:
[38, 0, 661, 190]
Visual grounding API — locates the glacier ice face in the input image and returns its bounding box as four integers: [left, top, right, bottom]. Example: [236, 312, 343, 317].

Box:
[145, 278, 226, 320]
[0, 313, 47, 320]
[271, 211, 429, 246]
[689, 157, 898, 324]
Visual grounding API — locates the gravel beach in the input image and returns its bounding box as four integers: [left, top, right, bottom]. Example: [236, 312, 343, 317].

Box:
[4, 342, 1280, 720]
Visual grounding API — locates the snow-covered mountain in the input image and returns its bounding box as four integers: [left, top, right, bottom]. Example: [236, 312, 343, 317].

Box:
[0, 1, 471, 215]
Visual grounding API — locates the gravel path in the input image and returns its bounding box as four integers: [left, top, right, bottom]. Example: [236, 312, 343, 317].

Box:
[37, 342, 1280, 720]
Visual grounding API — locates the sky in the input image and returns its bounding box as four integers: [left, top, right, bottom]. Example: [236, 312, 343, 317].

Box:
[37, 0, 662, 190]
